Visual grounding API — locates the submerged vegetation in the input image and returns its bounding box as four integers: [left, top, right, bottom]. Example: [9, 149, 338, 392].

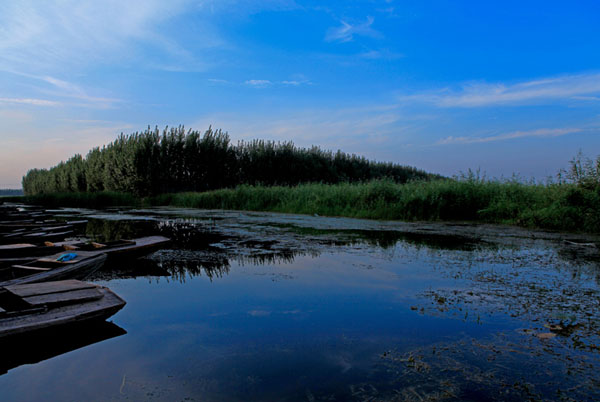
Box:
[22, 126, 434, 196]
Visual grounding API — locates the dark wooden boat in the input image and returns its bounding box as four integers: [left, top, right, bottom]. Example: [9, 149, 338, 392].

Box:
[0, 253, 107, 287]
[64, 236, 171, 259]
[0, 227, 75, 244]
[0, 242, 64, 258]
[0, 219, 86, 231]
[0, 236, 170, 270]
[1, 235, 170, 259]
[0, 279, 126, 338]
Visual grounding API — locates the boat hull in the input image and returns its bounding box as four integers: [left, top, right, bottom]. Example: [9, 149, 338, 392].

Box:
[0, 254, 107, 287]
[0, 280, 126, 338]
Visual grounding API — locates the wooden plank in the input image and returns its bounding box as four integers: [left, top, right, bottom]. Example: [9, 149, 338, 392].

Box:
[5, 280, 97, 297]
[4, 231, 45, 238]
[0, 254, 107, 288]
[0, 288, 125, 337]
[23, 288, 103, 306]
[0, 244, 35, 250]
[11, 265, 51, 271]
[36, 258, 78, 264]
[62, 244, 80, 250]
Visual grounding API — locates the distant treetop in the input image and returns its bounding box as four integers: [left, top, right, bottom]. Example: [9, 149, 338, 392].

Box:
[22, 126, 441, 196]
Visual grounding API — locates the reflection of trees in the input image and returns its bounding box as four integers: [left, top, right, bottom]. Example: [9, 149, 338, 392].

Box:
[156, 220, 230, 249]
[147, 248, 317, 283]
[84, 218, 156, 242]
[235, 251, 298, 266]
[267, 224, 490, 251]
[153, 252, 231, 283]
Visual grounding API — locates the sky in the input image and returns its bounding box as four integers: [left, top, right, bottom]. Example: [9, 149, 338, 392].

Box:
[1, 0, 599, 188]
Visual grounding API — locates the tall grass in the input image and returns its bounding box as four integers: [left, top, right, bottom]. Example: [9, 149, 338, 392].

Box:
[146, 179, 600, 233]
[21, 176, 600, 234]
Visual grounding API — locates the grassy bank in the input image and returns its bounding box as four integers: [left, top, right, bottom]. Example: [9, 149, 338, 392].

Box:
[148, 180, 599, 233]
[24, 179, 600, 233]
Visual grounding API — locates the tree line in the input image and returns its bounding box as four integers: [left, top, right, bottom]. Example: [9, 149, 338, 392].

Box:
[22, 126, 438, 196]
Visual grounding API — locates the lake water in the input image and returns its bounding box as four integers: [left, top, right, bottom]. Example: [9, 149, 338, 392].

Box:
[1, 207, 599, 401]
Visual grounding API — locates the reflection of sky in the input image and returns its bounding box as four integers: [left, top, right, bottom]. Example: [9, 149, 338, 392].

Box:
[0, 245, 501, 401]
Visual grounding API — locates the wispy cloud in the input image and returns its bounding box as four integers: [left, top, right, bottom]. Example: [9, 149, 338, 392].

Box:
[213, 77, 311, 87]
[282, 74, 312, 86]
[208, 78, 231, 84]
[0, 97, 60, 107]
[4, 71, 122, 108]
[325, 16, 381, 43]
[245, 79, 273, 87]
[400, 72, 600, 107]
[358, 49, 403, 60]
[0, 0, 200, 73]
[192, 103, 420, 154]
[437, 127, 584, 145]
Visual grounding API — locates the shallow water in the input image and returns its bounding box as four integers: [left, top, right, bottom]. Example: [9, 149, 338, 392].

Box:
[1, 207, 599, 401]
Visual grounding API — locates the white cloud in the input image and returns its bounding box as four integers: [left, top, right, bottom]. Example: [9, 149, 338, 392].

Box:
[192, 103, 419, 154]
[245, 79, 272, 87]
[437, 127, 584, 145]
[0, 0, 199, 73]
[208, 78, 231, 84]
[325, 16, 381, 43]
[400, 72, 600, 107]
[281, 75, 312, 86]
[4, 71, 122, 109]
[358, 49, 403, 60]
[0, 97, 60, 107]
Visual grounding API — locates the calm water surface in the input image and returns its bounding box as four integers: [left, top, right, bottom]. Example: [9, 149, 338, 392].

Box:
[1, 208, 599, 401]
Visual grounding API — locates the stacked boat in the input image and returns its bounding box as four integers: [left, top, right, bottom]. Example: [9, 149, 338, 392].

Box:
[0, 204, 170, 339]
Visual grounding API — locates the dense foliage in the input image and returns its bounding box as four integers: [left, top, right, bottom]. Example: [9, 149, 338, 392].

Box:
[22, 126, 436, 196]
[146, 177, 600, 233]
[24, 175, 600, 233]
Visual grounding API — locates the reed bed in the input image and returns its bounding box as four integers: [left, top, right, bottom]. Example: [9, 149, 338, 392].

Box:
[24, 179, 595, 233]
[147, 179, 600, 233]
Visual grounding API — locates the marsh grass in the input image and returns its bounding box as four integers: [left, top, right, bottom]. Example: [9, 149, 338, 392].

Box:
[23, 179, 600, 233]
[148, 179, 600, 233]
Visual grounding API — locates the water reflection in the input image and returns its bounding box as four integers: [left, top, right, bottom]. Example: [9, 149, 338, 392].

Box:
[3, 206, 599, 401]
[84, 218, 158, 242]
[0, 320, 126, 375]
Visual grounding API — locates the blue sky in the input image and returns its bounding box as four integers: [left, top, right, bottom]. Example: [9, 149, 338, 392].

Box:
[1, 0, 599, 187]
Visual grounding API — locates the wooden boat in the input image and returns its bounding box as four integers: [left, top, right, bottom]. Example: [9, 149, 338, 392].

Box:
[0, 242, 64, 258]
[1, 235, 169, 259]
[0, 236, 170, 270]
[0, 227, 75, 245]
[0, 279, 126, 338]
[63, 236, 171, 259]
[0, 253, 107, 287]
[0, 219, 86, 231]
